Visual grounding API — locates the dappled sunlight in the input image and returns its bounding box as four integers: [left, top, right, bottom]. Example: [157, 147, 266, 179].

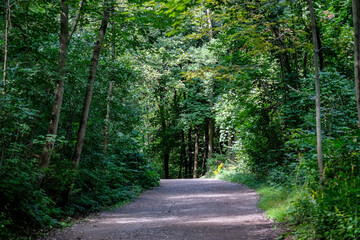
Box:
[166, 192, 256, 200]
[94, 213, 267, 225]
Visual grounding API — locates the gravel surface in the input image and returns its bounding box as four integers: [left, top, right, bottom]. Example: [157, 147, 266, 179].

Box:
[45, 179, 283, 240]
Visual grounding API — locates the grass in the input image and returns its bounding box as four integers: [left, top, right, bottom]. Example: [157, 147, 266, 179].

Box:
[212, 167, 299, 223]
[257, 186, 298, 222]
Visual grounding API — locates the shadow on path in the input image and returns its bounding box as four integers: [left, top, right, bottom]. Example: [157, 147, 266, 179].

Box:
[45, 179, 283, 240]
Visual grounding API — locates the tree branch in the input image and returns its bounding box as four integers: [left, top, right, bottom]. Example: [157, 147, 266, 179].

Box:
[69, 0, 86, 40]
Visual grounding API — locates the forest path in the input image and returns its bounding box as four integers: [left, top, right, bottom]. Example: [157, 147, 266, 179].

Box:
[45, 179, 283, 240]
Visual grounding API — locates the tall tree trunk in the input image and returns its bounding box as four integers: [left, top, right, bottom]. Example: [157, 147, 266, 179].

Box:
[39, 0, 85, 169]
[0, 142, 5, 172]
[308, 0, 324, 182]
[1, 0, 10, 170]
[208, 118, 214, 158]
[161, 109, 169, 179]
[103, 81, 114, 158]
[72, 2, 112, 168]
[193, 125, 199, 178]
[352, 0, 360, 125]
[206, 8, 215, 160]
[179, 130, 186, 179]
[206, 8, 213, 39]
[201, 122, 209, 175]
[164, 152, 170, 179]
[157, 80, 169, 179]
[3, 0, 10, 93]
[227, 130, 233, 159]
[187, 127, 193, 177]
[104, 13, 115, 158]
[39, 0, 69, 169]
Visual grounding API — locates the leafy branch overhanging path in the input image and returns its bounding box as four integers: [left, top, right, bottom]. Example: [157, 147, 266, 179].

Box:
[45, 179, 283, 240]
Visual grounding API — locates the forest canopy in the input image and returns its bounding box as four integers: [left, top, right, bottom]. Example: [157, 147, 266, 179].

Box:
[1, 0, 360, 239]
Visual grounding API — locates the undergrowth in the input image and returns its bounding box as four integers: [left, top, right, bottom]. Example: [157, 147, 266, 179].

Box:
[212, 167, 295, 222]
[210, 160, 360, 240]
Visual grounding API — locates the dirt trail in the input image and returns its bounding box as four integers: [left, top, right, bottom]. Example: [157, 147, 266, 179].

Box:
[45, 179, 283, 240]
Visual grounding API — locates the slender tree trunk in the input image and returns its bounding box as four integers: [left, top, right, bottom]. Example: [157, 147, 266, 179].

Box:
[39, 0, 85, 169]
[201, 122, 209, 175]
[290, 0, 299, 80]
[1, 0, 10, 171]
[104, 13, 116, 158]
[72, 2, 112, 168]
[206, 8, 213, 39]
[193, 125, 199, 178]
[69, 0, 86, 39]
[157, 80, 170, 179]
[164, 152, 170, 179]
[208, 118, 214, 158]
[3, 0, 10, 93]
[103, 82, 114, 158]
[39, 0, 69, 169]
[179, 130, 187, 179]
[178, 130, 184, 178]
[161, 111, 169, 179]
[308, 0, 324, 182]
[227, 130, 232, 159]
[0, 142, 5, 172]
[187, 127, 193, 177]
[352, 0, 360, 125]
[206, 9, 215, 160]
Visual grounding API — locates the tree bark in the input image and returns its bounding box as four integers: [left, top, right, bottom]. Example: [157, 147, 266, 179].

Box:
[103, 81, 114, 158]
[72, 2, 112, 168]
[308, 0, 324, 182]
[104, 12, 116, 158]
[208, 118, 214, 158]
[187, 127, 193, 177]
[201, 122, 209, 175]
[39, 0, 69, 169]
[206, 8, 213, 39]
[206, 8, 215, 160]
[178, 130, 186, 179]
[157, 79, 170, 179]
[227, 130, 233, 160]
[164, 152, 170, 179]
[2, 0, 10, 93]
[161, 109, 169, 179]
[193, 125, 199, 178]
[352, 0, 360, 125]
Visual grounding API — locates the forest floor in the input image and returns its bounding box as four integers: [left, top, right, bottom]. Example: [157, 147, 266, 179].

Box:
[43, 179, 285, 240]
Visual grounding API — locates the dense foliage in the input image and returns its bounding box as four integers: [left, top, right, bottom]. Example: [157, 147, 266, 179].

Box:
[1, 0, 360, 239]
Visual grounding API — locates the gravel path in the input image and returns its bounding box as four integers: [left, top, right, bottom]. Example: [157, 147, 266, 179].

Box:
[45, 179, 283, 240]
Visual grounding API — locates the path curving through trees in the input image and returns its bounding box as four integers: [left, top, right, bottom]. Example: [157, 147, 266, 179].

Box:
[45, 179, 283, 240]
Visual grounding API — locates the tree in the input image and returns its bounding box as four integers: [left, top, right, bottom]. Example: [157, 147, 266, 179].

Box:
[352, 0, 360, 125]
[72, 0, 113, 168]
[2, 0, 10, 93]
[308, 0, 324, 182]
